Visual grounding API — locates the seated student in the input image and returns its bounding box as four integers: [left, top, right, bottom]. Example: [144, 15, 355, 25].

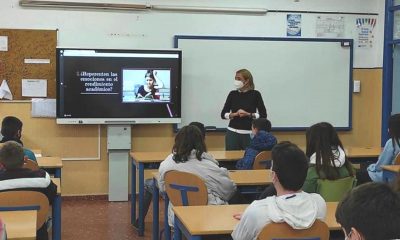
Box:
[235, 118, 277, 170]
[231, 142, 326, 240]
[0, 141, 57, 240]
[302, 122, 355, 193]
[357, 113, 400, 184]
[336, 182, 400, 240]
[258, 122, 355, 199]
[133, 121, 208, 227]
[158, 125, 237, 226]
[0, 116, 37, 161]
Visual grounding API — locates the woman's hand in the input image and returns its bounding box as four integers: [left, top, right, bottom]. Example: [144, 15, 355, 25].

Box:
[233, 213, 242, 220]
[237, 109, 251, 117]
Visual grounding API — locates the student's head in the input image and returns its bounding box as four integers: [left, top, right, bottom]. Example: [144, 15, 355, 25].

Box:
[172, 125, 207, 163]
[336, 182, 400, 240]
[305, 122, 352, 179]
[1, 116, 23, 140]
[251, 118, 271, 134]
[388, 113, 400, 147]
[145, 70, 156, 88]
[189, 122, 206, 140]
[271, 141, 308, 191]
[0, 141, 25, 170]
[235, 69, 255, 90]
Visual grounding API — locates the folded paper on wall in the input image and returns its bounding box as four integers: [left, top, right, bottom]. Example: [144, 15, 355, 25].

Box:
[0, 80, 13, 100]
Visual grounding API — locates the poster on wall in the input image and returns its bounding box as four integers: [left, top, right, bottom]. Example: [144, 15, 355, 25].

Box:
[356, 17, 376, 48]
[287, 14, 302, 37]
[316, 16, 345, 38]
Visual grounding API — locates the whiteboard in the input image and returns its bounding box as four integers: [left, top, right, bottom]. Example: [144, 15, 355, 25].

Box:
[175, 36, 352, 130]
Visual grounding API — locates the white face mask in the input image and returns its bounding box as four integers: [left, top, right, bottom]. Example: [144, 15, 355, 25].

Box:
[234, 80, 244, 89]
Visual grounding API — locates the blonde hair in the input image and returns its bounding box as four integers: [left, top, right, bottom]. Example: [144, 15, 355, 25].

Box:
[236, 69, 255, 90]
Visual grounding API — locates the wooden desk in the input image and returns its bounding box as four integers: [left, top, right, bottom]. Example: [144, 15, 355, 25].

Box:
[130, 150, 244, 236]
[382, 165, 400, 182]
[229, 170, 271, 186]
[37, 157, 62, 179]
[173, 202, 339, 239]
[151, 170, 272, 240]
[345, 147, 381, 158]
[0, 210, 37, 240]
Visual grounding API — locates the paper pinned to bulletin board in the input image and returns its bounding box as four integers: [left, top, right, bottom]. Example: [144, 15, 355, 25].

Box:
[356, 17, 376, 48]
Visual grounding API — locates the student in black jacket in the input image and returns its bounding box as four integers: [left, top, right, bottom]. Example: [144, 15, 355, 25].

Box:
[0, 141, 57, 240]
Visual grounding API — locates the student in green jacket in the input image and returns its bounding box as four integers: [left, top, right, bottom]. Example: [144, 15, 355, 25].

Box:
[302, 122, 355, 193]
[258, 122, 355, 199]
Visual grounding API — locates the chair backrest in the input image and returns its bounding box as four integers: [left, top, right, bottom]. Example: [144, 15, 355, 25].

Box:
[257, 219, 329, 240]
[316, 176, 356, 202]
[394, 152, 400, 165]
[23, 159, 40, 171]
[164, 171, 208, 206]
[253, 151, 272, 170]
[0, 191, 49, 229]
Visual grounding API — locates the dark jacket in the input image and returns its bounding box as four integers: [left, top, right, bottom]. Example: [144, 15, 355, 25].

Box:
[236, 130, 277, 170]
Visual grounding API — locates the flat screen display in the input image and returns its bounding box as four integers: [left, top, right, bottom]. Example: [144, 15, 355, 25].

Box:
[56, 48, 181, 124]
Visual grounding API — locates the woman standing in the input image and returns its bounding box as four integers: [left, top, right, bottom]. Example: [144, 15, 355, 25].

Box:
[221, 69, 267, 150]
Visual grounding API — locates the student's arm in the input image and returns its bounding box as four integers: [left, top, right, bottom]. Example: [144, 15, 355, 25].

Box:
[212, 166, 237, 201]
[235, 148, 257, 170]
[231, 203, 266, 240]
[368, 139, 396, 172]
[153, 70, 164, 89]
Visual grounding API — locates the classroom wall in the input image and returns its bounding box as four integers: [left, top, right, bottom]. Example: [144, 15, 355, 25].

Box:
[0, 0, 384, 195]
[0, 68, 382, 195]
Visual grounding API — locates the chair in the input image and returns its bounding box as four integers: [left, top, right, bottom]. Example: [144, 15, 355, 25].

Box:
[257, 219, 329, 240]
[394, 152, 400, 165]
[0, 191, 49, 230]
[164, 170, 208, 206]
[316, 176, 356, 202]
[253, 151, 272, 170]
[23, 159, 40, 171]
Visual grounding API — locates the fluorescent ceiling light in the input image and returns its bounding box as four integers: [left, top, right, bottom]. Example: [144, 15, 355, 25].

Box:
[19, 0, 267, 15]
[19, 0, 149, 11]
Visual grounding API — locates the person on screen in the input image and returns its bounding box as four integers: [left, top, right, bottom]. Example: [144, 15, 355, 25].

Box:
[221, 69, 267, 150]
[136, 70, 164, 100]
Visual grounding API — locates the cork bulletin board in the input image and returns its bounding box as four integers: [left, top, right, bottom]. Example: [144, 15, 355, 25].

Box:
[0, 29, 57, 100]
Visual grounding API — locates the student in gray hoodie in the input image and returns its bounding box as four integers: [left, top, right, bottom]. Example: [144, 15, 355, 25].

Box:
[231, 142, 326, 240]
[158, 125, 237, 226]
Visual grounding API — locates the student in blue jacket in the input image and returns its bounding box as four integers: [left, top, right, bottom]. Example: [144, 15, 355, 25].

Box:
[235, 118, 277, 170]
[357, 113, 400, 184]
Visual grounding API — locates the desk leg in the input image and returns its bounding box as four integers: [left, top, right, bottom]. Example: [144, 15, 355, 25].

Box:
[152, 178, 159, 240]
[138, 162, 145, 236]
[52, 194, 62, 240]
[174, 216, 182, 240]
[165, 195, 171, 240]
[54, 168, 61, 178]
[131, 159, 137, 225]
[173, 216, 202, 240]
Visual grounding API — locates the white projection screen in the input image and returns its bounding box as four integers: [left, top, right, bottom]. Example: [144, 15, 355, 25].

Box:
[175, 36, 353, 131]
